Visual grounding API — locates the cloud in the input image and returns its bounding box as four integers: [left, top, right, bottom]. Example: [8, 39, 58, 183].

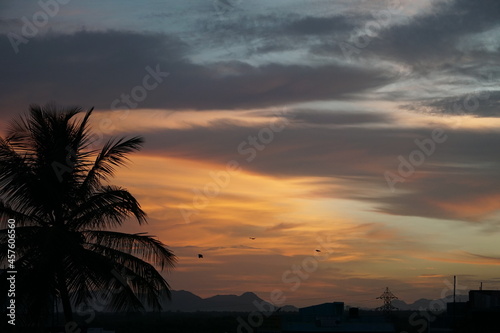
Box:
[402, 90, 500, 118]
[419, 251, 500, 266]
[284, 15, 356, 36]
[0, 30, 187, 117]
[372, 173, 500, 222]
[204, 245, 259, 251]
[372, 0, 500, 67]
[2, 0, 500, 308]
[466, 252, 500, 262]
[132, 118, 500, 223]
[302, 0, 500, 116]
[0, 29, 393, 120]
[291, 109, 393, 125]
[304, 0, 500, 101]
[418, 274, 447, 278]
[198, 8, 359, 57]
[266, 222, 303, 232]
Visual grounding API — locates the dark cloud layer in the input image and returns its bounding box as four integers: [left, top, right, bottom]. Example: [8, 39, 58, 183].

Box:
[0, 30, 390, 119]
[1, 0, 500, 306]
[201, 11, 357, 54]
[306, 0, 500, 89]
[1, 0, 500, 224]
[403, 90, 500, 117]
[284, 15, 356, 36]
[373, 0, 500, 67]
[0, 30, 187, 116]
[291, 109, 393, 125]
[137, 120, 500, 223]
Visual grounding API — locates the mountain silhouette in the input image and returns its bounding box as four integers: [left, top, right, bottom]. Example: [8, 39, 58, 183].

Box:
[391, 294, 469, 311]
[160, 290, 298, 312]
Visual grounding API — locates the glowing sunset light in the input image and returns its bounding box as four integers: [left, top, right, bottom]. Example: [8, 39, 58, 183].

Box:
[2, 0, 500, 315]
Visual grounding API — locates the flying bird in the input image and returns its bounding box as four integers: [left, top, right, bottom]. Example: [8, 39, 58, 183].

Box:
[198, 254, 204, 258]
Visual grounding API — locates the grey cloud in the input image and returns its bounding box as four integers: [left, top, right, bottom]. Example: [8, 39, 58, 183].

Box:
[284, 15, 356, 36]
[291, 109, 393, 125]
[371, 170, 500, 222]
[0, 30, 392, 119]
[161, 61, 391, 110]
[199, 12, 360, 58]
[367, 0, 500, 73]
[139, 121, 500, 178]
[0, 30, 187, 117]
[306, 0, 500, 88]
[137, 121, 500, 223]
[402, 90, 500, 117]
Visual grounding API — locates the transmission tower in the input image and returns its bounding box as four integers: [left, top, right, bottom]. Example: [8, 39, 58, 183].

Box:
[376, 287, 398, 312]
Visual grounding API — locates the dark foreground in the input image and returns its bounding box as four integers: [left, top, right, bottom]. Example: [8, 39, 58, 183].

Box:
[2, 307, 498, 333]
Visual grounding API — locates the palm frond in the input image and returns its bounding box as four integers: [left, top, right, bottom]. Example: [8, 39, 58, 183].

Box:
[62, 248, 146, 312]
[88, 243, 172, 298]
[0, 226, 43, 263]
[0, 138, 41, 217]
[0, 104, 175, 323]
[81, 136, 143, 194]
[110, 264, 167, 310]
[70, 185, 147, 229]
[84, 230, 177, 271]
[0, 200, 44, 228]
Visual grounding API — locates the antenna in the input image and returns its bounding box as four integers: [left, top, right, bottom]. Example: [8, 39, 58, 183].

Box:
[376, 287, 398, 313]
[453, 276, 456, 329]
[453, 276, 456, 304]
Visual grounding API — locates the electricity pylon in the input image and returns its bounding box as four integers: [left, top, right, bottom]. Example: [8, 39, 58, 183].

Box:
[376, 287, 398, 312]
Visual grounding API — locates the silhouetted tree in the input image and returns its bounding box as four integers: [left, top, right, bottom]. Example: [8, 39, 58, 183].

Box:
[0, 104, 176, 327]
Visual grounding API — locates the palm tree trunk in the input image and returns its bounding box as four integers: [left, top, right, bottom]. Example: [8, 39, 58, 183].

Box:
[57, 270, 73, 323]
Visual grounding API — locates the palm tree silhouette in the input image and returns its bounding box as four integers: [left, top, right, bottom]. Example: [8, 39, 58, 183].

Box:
[0, 104, 176, 327]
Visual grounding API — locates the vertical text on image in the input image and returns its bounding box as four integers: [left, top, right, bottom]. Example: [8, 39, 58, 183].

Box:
[6, 218, 17, 326]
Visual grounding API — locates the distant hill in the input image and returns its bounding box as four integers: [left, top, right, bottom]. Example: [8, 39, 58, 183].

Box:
[156, 290, 469, 312]
[160, 290, 298, 312]
[391, 295, 469, 311]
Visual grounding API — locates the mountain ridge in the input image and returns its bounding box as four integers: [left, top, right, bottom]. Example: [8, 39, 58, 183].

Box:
[161, 290, 298, 312]
[391, 295, 469, 311]
[160, 290, 469, 312]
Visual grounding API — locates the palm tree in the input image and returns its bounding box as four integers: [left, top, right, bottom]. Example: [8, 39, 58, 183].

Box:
[0, 104, 176, 327]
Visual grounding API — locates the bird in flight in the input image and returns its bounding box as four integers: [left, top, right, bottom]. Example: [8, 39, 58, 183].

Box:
[198, 254, 204, 258]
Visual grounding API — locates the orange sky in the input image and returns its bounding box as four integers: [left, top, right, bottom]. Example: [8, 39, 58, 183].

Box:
[2, 0, 500, 309]
[99, 109, 500, 308]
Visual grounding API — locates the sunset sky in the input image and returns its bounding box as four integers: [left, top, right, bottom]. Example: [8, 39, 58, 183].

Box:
[1, 0, 500, 308]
